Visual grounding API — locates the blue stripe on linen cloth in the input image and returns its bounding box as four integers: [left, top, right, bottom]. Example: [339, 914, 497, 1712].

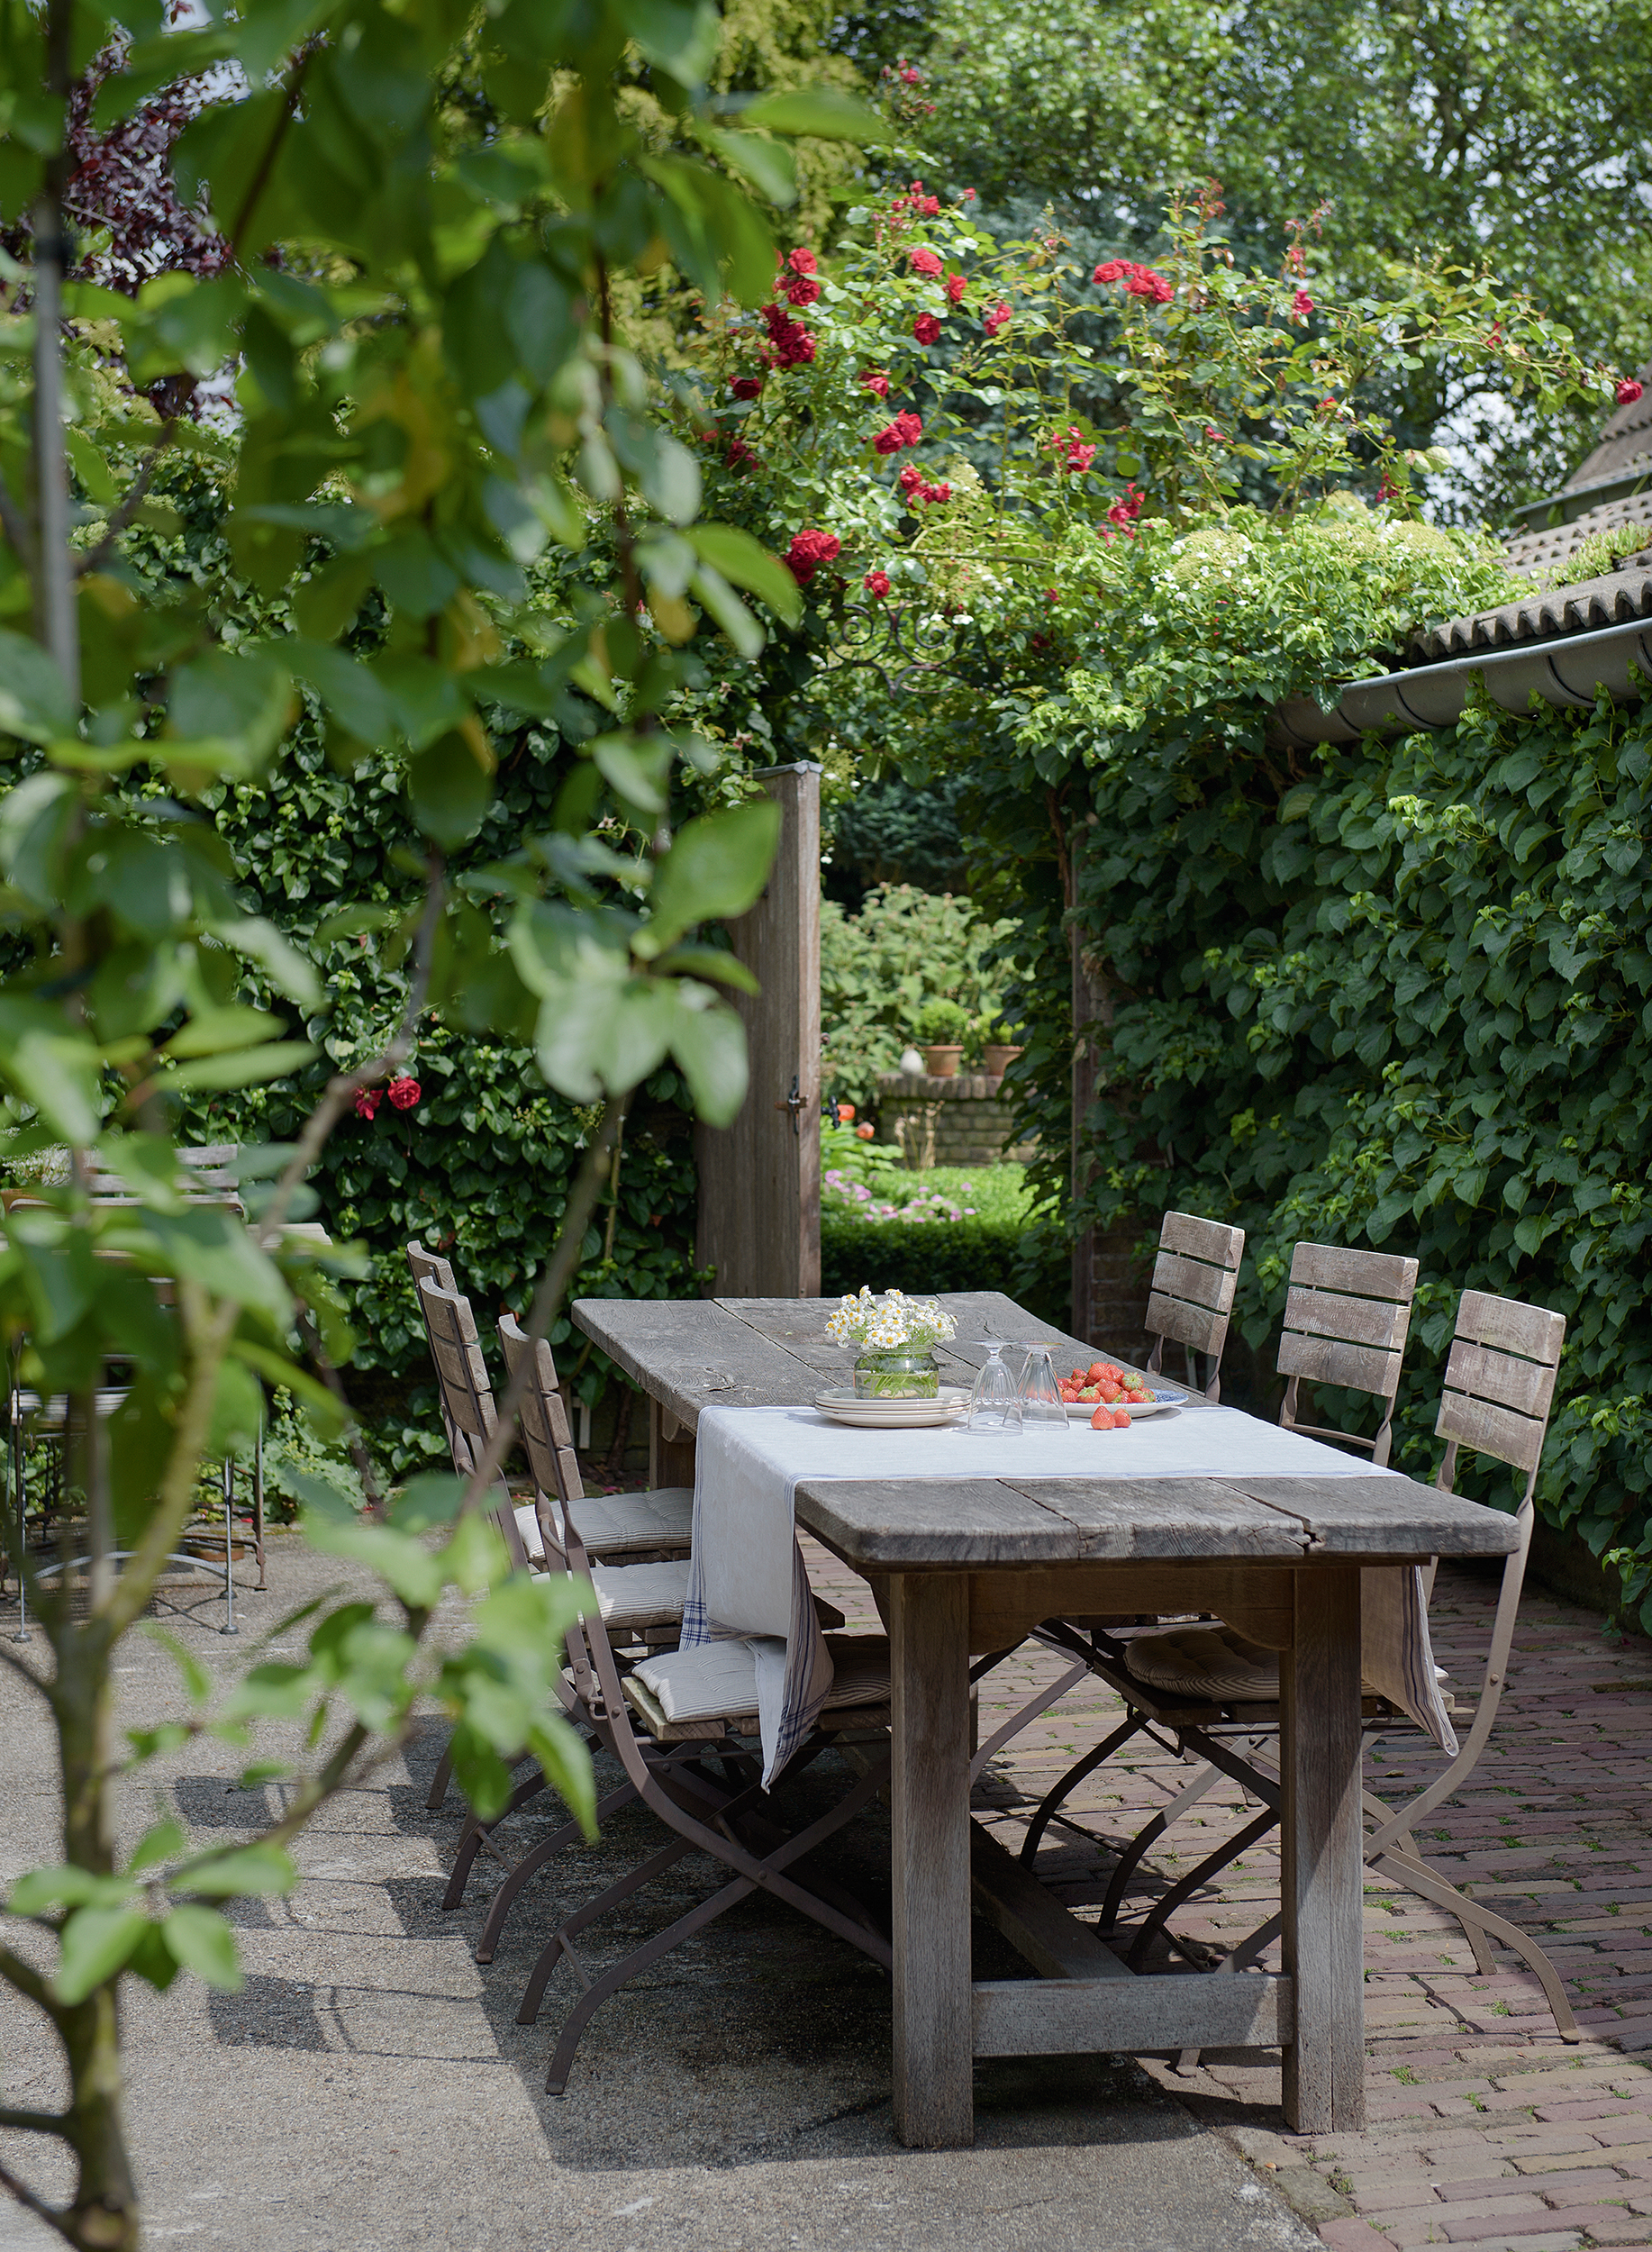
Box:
[681, 1403, 1455, 1783]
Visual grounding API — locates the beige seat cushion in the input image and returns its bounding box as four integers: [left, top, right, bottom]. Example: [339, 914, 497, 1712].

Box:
[570, 1486, 694, 1558]
[1122, 1622, 1455, 1721]
[1124, 1625, 1280, 1703]
[631, 1633, 891, 1728]
[589, 1558, 690, 1632]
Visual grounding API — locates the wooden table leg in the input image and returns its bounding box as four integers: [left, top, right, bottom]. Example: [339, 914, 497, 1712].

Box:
[1281, 1564, 1366, 2133]
[890, 1569, 973, 2148]
[648, 1396, 696, 1489]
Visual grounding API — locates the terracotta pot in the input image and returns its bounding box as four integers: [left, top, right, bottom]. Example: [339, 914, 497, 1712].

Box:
[922, 1043, 964, 1077]
[983, 1043, 1023, 1077]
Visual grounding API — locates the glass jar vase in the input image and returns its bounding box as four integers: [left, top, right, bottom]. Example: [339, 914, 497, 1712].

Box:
[853, 1348, 940, 1399]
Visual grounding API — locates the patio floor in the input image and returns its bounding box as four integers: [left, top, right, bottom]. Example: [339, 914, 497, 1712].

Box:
[2, 1532, 1650, 2250]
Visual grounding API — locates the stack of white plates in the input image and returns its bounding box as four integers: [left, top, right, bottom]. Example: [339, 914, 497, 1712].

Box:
[813, 1386, 972, 1429]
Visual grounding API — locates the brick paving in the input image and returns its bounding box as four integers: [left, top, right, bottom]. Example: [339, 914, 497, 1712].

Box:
[803, 1541, 1652, 2251]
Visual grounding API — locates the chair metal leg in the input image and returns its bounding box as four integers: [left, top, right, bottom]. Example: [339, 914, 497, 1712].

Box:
[1100, 1754, 1235, 1929]
[253, 1416, 266, 1590]
[968, 1659, 1090, 1784]
[9, 1415, 29, 1644]
[518, 1836, 696, 2023]
[1019, 1714, 1147, 1866]
[474, 1780, 643, 1963]
[443, 1768, 553, 1911]
[1373, 1846, 1579, 2038]
[221, 1457, 238, 1635]
[426, 1738, 456, 1812]
[1125, 1807, 1279, 1968]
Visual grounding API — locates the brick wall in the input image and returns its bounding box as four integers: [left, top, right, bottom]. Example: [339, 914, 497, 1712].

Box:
[874, 1071, 1038, 1168]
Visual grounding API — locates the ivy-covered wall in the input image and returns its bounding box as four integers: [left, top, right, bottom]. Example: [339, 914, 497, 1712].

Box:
[971, 684, 1652, 1624]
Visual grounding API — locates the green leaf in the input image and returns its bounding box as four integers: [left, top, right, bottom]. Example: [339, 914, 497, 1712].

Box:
[740, 88, 891, 142]
[160, 1903, 242, 1991]
[0, 630, 76, 743]
[698, 125, 796, 208]
[408, 733, 495, 849]
[669, 993, 749, 1126]
[0, 1000, 104, 1140]
[689, 565, 764, 658]
[9, 1866, 132, 1917]
[128, 1818, 187, 1875]
[640, 801, 781, 956]
[165, 1040, 318, 1094]
[616, 0, 721, 85]
[169, 1843, 297, 1900]
[687, 525, 802, 624]
[55, 1907, 150, 2002]
[592, 733, 670, 817]
[654, 944, 760, 993]
[65, 426, 117, 504]
[162, 1006, 285, 1059]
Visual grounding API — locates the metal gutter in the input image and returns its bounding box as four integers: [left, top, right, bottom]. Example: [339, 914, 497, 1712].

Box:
[1270, 613, 1652, 750]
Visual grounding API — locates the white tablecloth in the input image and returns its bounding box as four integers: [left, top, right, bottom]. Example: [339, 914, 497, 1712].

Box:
[682, 1404, 1455, 1784]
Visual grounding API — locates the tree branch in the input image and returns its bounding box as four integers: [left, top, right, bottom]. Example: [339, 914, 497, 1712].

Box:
[0, 2109, 69, 2138]
[0, 1639, 50, 1697]
[456, 1095, 631, 1514]
[0, 464, 33, 572]
[0, 1941, 62, 2020]
[74, 426, 177, 577]
[256, 854, 444, 1253]
[0, 2157, 72, 2244]
[224, 43, 316, 264]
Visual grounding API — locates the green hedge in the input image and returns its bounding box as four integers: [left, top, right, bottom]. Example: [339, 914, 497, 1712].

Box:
[821, 1163, 1067, 1323]
[967, 678, 1652, 1627]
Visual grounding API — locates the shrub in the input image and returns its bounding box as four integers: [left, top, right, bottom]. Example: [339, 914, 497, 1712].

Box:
[913, 995, 969, 1045]
[821, 884, 1018, 1110]
[821, 1163, 1067, 1322]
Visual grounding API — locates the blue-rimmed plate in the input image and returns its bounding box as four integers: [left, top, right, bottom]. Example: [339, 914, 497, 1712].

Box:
[1065, 1388, 1186, 1421]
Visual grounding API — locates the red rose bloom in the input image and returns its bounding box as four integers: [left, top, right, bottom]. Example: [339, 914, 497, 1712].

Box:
[1619, 378, 1645, 406]
[387, 1076, 422, 1111]
[1106, 484, 1145, 526]
[864, 570, 891, 598]
[731, 375, 764, 399]
[354, 1087, 382, 1120]
[1123, 264, 1174, 304]
[921, 481, 951, 504]
[783, 529, 842, 586]
[725, 434, 758, 470]
[788, 247, 818, 277]
[912, 313, 942, 344]
[1292, 288, 1313, 322]
[761, 302, 817, 367]
[858, 368, 892, 398]
[983, 301, 1011, 337]
[872, 409, 923, 454]
[946, 273, 967, 304]
[784, 275, 821, 306]
[909, 248, 943, 277]
[1094, 259, 1127, 284]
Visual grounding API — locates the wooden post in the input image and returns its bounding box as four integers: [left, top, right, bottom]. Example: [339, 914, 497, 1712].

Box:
[1280, 1565, 1366, 2132]
[694, 763, 821, 1298]
[890, 1569, 974, 2148]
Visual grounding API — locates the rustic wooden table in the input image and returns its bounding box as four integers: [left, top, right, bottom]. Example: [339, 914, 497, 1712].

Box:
[572, 1291, 1520, 2148]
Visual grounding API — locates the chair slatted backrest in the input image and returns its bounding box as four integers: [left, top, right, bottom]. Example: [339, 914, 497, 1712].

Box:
[1144, 1212, 1246, 1402]
[416, 1276, 529, 1571]
[1436, 1289, 1566, 1505]
[407, 1241, 460, 1458]
[85, 1144, 244, 1205]
[498, 1314, 601, 1707]
[497, 1313, 584, 1525]
[1276, 1241, 1419, 1467]
[416, 1276, 496, 1472]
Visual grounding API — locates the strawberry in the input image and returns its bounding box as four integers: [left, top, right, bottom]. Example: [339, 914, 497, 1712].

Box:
[1089, 1402, 1113, 1430]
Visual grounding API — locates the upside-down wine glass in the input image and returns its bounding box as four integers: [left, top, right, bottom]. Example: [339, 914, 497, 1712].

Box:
[1018, 1342, 1067, 1431]
[965, 1339, 1022, 1435]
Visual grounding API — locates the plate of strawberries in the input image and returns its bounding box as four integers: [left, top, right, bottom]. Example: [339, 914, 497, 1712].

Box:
[1057, 1360, 1185, 1430]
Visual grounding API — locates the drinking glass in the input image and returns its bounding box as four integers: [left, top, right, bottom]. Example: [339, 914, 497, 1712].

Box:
[965, 1339, 1022, 1435]
[1018, 1342, 1067, 1431]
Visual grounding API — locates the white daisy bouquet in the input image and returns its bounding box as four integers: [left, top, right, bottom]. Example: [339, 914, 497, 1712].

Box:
[824, 1285, 958, 1352]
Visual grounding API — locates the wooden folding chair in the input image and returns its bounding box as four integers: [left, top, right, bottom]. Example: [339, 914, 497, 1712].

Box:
[1144, 1212, 1246, 1402]
[1018, 1286, 1578, 2039]
[505, 1477, 894, 2094]
[443, 1314, 694, 1919]
[458, 1315, 847, 1942]
[1277, 1240, 1419, 1466]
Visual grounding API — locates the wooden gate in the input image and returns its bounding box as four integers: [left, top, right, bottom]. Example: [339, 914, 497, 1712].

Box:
[694, 762, 821, 1300]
